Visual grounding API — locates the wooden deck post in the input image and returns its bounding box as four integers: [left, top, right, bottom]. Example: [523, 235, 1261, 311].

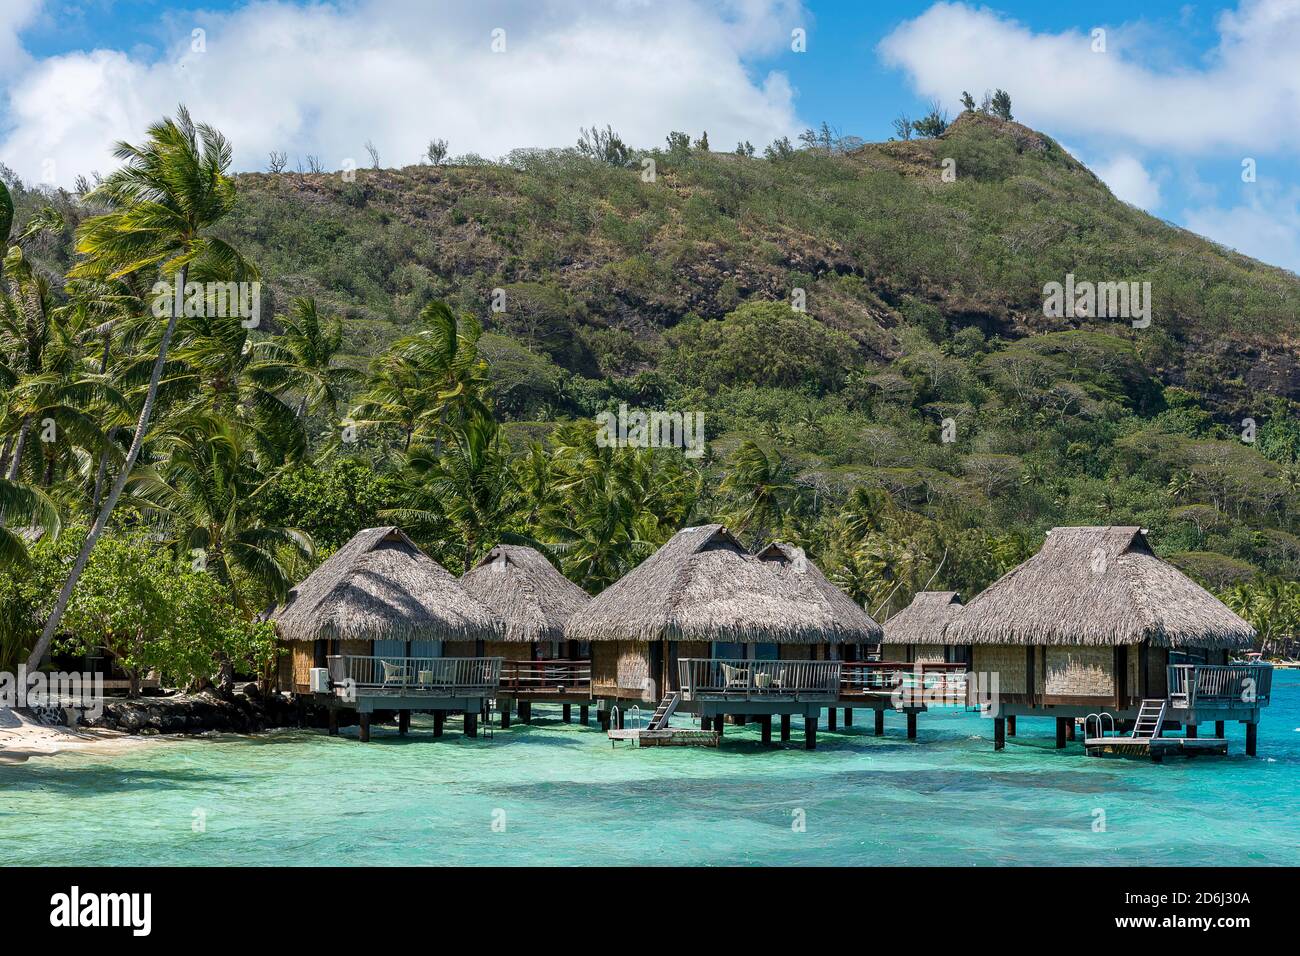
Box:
[464, 710, 478, 739]
[714, 715, 723, 737]
[1055, 717, 1066, 749]
[994, 716, 1005, 751]
[433, 710, 444, 738]
[359, 713, 371, 743]
[519, 701, 532, 724]
[844, 708, 853, 727]
[804, 715, 818, 750]
[1215, 720, 1224, 738]
[398, 710, 409, 735]
[562, 703, 572, 723]
[780, 714, 791, 742]
[827, 707, 837, 732]
[760, 714, 772, 746]
[1066, 720, 1076, 741]
[874, 708, 884, 736]
[906, 712, 917, 739]
[500, 699, 511, 729]
[616, 708, 625, 730]
[580, 705, 589, 725]
[328, 708, 339, 737]
[1245, 721, 1257, 756]
[736, 714, 747, 726]
[1186, 723, 1197, 739]
[1006, 715, 1016, 737]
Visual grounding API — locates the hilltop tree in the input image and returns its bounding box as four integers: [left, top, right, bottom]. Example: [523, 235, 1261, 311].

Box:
[912, 100, 949, 138]
[990, 89, 1013, 121]
[891, 113, 913, 141]
[960, 90, 976, 111]
[577, 125, 631, 166]
[425, 139, 449, 165]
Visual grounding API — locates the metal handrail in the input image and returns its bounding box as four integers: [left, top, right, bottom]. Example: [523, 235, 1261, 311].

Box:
[1166, 663, 1272, 708]
[498, 659, 592, 694]
[677, 658, 842, 702]
[326, 655, 502, 695]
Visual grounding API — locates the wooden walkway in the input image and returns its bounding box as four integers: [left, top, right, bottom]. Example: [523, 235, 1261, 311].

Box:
[607, 727, 718, 748]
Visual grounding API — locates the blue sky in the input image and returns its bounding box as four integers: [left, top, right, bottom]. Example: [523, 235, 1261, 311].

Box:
[3, 0, 1299, 272]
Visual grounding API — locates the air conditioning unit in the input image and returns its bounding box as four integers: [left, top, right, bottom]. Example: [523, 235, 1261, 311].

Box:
[309, 668, 330, 694]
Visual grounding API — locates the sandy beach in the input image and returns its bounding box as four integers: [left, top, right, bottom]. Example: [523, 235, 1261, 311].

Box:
[0, 707, 147, 763]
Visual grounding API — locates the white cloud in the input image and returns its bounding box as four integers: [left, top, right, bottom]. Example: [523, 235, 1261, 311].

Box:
[0, 0, 807, 187]
[0, 0, 42, 84]
[1184, 188, 1300, 275]
[1093, 154, 1162, 210]
[878, 0, 1300, 153]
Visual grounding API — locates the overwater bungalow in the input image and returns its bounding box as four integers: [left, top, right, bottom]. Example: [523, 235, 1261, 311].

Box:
[944, 526, 1272, 754]
[272, 526, 502, 741]
[460, 544, 592, 726]
[880, 591, 966, 665]
[565, 524, 881, 748]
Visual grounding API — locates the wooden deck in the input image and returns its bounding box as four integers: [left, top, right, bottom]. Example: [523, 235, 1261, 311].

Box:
[1085, 736, 1229, 761]
[607, 727, 719, 747]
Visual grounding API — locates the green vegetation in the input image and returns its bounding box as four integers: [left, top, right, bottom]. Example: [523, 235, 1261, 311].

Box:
[2, 106, 1299, 682]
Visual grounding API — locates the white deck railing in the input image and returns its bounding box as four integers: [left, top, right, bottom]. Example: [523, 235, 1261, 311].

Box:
[326, 655, 502, 696]
[1166, 663, 1272, 708]
[677, 658, 842, 702]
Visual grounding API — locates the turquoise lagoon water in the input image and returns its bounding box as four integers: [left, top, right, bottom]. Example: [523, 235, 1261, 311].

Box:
[2, 670, 1298, 866]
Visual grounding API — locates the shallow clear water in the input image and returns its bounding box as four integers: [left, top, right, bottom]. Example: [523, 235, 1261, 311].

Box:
[3, 671, 1298, 866]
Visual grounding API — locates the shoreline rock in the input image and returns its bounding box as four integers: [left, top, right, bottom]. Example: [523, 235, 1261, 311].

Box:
[83, 685, 336, 736]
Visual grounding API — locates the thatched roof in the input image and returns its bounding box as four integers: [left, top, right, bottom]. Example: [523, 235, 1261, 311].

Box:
[944, 527, 1255, 649]
[566, 525, 879, 644]
[461, 545, 590, 643]
[272, 527, 500, 643]
[882, 591, 964, 645]
[755, 542, 883, 643]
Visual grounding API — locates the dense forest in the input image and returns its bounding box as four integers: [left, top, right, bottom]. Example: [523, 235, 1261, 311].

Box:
[2, 105, 1298, 688]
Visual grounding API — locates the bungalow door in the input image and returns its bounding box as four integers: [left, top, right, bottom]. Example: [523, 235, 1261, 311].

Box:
[648, 642, 665, 700]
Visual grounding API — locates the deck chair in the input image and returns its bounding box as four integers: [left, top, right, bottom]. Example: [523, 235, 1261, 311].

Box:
[381, 660, 411, 687]
[721, 663, 749, 690]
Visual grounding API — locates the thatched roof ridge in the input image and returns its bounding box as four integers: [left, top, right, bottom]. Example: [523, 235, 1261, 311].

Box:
[754, 542, 883, 643]
[566, 525, 877, 644]
[944, 527, 1255, 648]
[882, 591, 964, 645]
[461, 544, 590, 643]
[272, 526, 500, 643]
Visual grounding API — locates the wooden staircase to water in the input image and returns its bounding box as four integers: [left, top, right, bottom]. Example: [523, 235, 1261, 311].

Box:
[1084, 697, 1227, 760]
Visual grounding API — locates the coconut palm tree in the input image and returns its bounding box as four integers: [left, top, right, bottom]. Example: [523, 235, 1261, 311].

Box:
[250, 296, 360, 422]
[28, 106, 256, 670]
[717, 439, 796, 547]
[0, 477, 59, 566]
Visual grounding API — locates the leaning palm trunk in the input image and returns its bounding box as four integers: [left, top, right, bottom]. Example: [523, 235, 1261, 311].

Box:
[4, 418, 29, 480]
[26, 268, 186, 670]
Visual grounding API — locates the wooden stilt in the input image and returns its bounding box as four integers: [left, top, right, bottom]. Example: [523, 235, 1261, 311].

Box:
[398, 710, 409, 735]
[433, 711, 444, 738]
[906, 712, 917, 740]
[562, 703, 572, 723]
[715, 715, 723, 737]
[760, 714, 772, 746]
[736, 714, 747, 726]
[1186, 723, 1197, 739]
[464, 710, 478, 739]
[580, 705, 589, 725]
[804, 716, 818, 751]
[1245, 721, 1257, 756]
[1215, 720, 1225, 738]
[874, 708, 884, 736]
[827, 707, 837, 732]
[1006, 715, 1016, 737]
[501, 700, 511, 729]
[359, 713, 371, 743]
[700, 715, 710, 731]
[1067, 720, 1076, 741]
[780, 714, 791, 742]
[994, 716, 1005, 751]
[1055, 717, 1066, 749]
[519, 701, 532, 724]
[328, 708, 339, 736]
[844, 708, 853, 727]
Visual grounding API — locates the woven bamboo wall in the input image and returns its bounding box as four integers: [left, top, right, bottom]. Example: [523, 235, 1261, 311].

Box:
[973, 645, 1026, 693]
[288, 643, 314, 692]
[443, 641, 477, 658]
[779, 644, 813, 661]
[618, 641, 650, 690]
[913, 646, 946, 664]
[879, 643, 909, 662]
[1044, 646, 1114, 697]
[1146, 645, 1168, 697]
